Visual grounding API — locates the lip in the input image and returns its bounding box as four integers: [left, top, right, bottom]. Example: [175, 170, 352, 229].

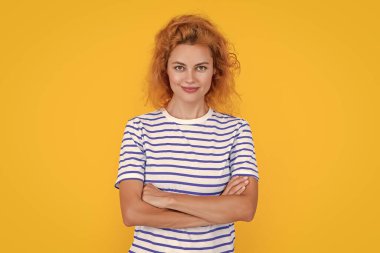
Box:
[181, 86, 199, 93]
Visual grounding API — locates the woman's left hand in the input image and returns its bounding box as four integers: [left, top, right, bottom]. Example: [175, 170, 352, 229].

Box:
[142, 183, 173, 209]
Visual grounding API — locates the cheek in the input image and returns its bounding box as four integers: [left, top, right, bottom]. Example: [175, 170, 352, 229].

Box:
[172, 76, 182, 85]
[168, 71, 182, 85]
[202, 74, 213, 86]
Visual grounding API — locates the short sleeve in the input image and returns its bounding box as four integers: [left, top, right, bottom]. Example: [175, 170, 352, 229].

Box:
[114, 119, 146, 189]
[229, 119, 259, 181]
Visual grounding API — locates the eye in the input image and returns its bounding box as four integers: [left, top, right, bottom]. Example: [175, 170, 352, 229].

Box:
[174, 65, 185, 71]
[196, 66, 207, 71]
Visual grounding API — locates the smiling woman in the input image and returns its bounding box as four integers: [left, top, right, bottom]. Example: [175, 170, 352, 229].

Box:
[115, 14, 260, 253]
[145, 14, 241, 117]
[166, 43, 215, 109]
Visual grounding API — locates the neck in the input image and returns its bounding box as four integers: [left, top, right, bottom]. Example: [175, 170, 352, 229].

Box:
[165, 99, 209, 119]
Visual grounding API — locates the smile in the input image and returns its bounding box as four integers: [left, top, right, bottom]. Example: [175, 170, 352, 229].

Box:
[181, 87, 199, 93]
[182, 87, 199, 93]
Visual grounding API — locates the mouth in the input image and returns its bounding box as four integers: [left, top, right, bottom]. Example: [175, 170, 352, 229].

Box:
[181, 86, 199, 93]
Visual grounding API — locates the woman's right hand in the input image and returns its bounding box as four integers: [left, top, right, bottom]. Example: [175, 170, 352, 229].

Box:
[221, 176, 250, 196]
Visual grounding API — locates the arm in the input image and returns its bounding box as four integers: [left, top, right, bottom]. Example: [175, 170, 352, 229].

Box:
[120, 176, 251, 228]
[119, 179, 215, 229]
[169, 176, 258, 223]
[143, 176, 258, 224]
[115, 121, 211, 228]
[116, 119, 253, 228]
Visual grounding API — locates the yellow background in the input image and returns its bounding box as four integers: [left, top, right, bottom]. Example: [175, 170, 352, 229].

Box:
[1, 0, 379, 252]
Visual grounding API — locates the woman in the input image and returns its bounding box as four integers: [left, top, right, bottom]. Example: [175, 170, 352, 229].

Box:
[115, 14, 259, 253]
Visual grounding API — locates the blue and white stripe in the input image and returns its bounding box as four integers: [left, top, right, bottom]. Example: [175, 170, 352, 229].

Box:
[115, 107, 259, 252]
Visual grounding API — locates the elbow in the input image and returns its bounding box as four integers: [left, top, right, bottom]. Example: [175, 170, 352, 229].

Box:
[234, 206, 256, 222]
[122, 206, 138, 227]
[244, 210, 255, 222]
[123, 218, 134, 227]
[243, 204, 257, 222]
[123, 220, 133, 227]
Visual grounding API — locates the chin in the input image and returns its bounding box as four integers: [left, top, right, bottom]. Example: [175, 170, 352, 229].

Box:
[181, 97, 200, 103]
[178, 95, 203, 103]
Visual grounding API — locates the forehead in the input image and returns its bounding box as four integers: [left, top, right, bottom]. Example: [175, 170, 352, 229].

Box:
[168, 44, 213, 62]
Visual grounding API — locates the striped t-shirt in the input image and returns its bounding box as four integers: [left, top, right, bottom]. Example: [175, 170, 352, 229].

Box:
[114, 107, 259, 253]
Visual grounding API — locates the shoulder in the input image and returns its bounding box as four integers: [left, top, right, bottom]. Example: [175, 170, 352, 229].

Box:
[211, 109, 248, 128]
[121, 109, 162, 139]
[126, 108, 163, 126]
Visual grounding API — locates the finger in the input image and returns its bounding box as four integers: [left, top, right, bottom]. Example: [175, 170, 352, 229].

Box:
[226, 177, 247, 192]
[221, 176, 240, 195]
[146, 183, 155, 189]
[230, 176, 240, 181]
[223, 176, 244, 192]
[143, 184, 153, 193]
[222, 176, 246, 195]
[151, 184, 159, 190]
[230, 179, 249, 194]
[235, 186, 246, 195]
[229, 180, 247, 194]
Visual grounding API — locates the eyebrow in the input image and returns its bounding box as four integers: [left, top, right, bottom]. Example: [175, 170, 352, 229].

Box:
[171, 61, 210, 66]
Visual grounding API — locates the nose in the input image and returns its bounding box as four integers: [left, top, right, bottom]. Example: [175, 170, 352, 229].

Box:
[185, 69, 196, 84]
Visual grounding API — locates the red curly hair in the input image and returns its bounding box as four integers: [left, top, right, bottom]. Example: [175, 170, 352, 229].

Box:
[143, 14, 242, 116]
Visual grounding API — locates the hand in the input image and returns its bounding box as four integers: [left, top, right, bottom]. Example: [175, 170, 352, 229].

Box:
[142, 183, 173, 209]
[221, 176, 249, 196]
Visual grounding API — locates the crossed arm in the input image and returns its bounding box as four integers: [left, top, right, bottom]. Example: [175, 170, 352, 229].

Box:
[119, 176, 258, 229]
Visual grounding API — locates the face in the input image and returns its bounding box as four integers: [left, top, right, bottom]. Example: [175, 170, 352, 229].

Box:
[166, 44, 215, 105]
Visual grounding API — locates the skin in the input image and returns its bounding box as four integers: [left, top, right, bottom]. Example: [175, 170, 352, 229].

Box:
[165, 43, 216, 119]
[119, 43, 258, 228]
[120, 176, 253, 228]
[142, 177, 258, 224]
